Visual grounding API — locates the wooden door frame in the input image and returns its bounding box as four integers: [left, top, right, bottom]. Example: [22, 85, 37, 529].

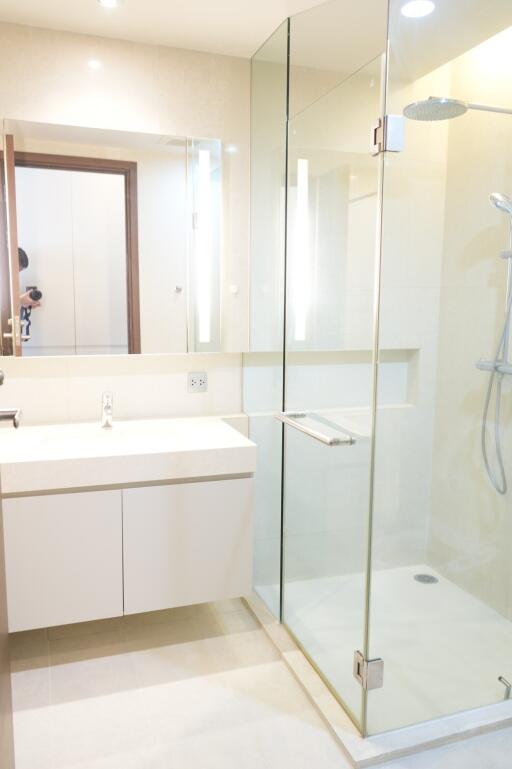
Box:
[1, 137, 21, 355]
[0, 163, 12, 356]
[5, 151, 141, 354]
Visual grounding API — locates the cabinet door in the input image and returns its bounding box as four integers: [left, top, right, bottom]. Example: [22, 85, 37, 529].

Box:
[123, 479, 253, 615]
[3, 490, 123, 632]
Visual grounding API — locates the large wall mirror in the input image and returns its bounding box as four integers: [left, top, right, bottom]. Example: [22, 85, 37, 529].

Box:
[0, 119, 232, 356]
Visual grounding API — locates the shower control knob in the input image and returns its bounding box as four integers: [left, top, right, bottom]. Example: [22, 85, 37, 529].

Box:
[500, 250, 512, 260]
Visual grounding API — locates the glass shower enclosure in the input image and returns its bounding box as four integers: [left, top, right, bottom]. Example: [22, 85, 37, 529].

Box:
[245, 0, 512, 737]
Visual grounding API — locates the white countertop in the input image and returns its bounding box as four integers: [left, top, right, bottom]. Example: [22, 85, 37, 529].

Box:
[0, 417, 257, 495]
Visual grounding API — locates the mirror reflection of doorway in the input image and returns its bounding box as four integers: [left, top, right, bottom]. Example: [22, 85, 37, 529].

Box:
[3, 150, 140, 356]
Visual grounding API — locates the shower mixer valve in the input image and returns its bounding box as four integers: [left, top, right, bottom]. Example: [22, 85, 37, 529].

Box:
[476, 359, 512, 375]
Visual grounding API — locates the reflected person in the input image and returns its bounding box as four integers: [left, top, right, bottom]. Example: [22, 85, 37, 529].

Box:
[18, 248, 42, 309]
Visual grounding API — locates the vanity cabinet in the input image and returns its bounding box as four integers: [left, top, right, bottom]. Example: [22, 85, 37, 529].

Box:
[2, 477, 254, 631]
[3, 490, 123, 632]
[122, 479, 253, 615]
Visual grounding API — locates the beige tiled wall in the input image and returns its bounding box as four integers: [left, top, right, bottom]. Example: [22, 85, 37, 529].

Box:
[428, 27, 512, 619]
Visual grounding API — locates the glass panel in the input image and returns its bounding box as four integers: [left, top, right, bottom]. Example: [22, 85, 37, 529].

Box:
[368, 0, 512, 734]
[187, 138, 222, 352]
[282, 54, 384, 729]
[288, 0, 387, 118]
[244, 20, 289, 618]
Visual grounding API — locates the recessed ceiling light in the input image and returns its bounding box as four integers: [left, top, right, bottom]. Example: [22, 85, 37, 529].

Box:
[401, 1, 435, 18]
[97, 0, 120, 8]
[225, 144, 238, 154]
[88, 58, 102, 70]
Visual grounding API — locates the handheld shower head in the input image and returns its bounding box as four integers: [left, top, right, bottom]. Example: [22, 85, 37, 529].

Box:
[490, 193, 512, 216]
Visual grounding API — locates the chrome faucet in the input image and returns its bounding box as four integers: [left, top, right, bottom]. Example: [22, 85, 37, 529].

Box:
[101, 391, 113, 429]
[0, 408, 22, 429]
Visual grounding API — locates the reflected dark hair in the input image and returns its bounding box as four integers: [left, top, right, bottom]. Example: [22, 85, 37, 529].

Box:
[18, 247, 29, 270]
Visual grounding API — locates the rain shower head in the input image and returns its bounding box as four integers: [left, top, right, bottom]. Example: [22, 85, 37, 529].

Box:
[403, 97, 468, 121]
[490, 193, 512, 216]
[403, 96, 512, 122]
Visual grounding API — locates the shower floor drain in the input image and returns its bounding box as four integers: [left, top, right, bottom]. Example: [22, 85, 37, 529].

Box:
[414, 573, 439, 584]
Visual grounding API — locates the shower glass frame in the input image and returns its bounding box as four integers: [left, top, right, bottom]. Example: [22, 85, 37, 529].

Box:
[248, 0, 512, 739]
[248, 0, 389, 735]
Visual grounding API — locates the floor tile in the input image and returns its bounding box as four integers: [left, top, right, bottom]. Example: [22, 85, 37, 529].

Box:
[218, 659, 315, 720]
[11, 596, 511, 769]
[12, 707, 54, 769]
[49, 630, 137, 703]
[47, 616, 125, 640]
[49, 690, 153, 769]
[169, 725, 268, 769]
[254, 709, 352, 769]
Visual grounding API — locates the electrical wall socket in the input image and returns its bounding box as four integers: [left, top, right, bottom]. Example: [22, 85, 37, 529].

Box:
[188, 372, 208, 393]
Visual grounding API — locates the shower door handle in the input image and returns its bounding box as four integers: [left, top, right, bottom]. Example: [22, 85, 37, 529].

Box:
[275, 412, 355, 447]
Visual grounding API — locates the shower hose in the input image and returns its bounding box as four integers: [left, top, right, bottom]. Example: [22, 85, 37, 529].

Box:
[481, 288, 512, 495]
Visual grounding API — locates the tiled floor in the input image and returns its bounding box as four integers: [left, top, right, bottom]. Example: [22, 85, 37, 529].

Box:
[10, 599, 350, 769]
[9, 598, 512, 769]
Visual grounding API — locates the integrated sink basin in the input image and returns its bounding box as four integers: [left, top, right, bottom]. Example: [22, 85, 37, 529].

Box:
[0, 416, 257, 495]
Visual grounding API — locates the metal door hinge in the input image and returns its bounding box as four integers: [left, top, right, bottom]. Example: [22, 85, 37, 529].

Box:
[353, 650, 384, 690]
[371, 115, 405, 156]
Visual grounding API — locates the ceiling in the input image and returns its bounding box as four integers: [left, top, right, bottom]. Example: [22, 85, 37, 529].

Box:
[0, 0, 329, 59]
[1, 0, 509, 72]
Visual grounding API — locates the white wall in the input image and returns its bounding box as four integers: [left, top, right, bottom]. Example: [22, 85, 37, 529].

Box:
[0, 353, 243, 426]
[428, 27, 512, 619]
[0, 20, 250, 353]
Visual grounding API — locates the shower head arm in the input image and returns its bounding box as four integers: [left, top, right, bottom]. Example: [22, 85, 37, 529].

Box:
[467, 102, 512, 116]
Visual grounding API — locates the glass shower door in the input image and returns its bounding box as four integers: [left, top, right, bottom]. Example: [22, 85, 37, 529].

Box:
[281, 53, 385, 729]
[246, 20, 289, 619]
[367, 0, 512, 735]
